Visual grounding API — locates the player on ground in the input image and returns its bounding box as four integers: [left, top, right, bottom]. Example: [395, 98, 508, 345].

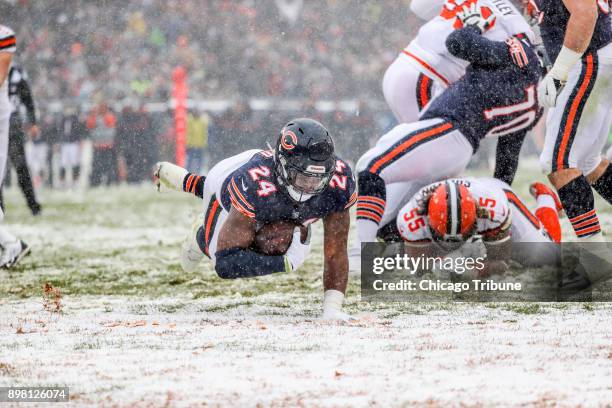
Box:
[155, 118, 357, 321]
[355, 5, 542, 245]
[0, 24, 29, 268]
[396, 178, 562, 268]
[530, 0, 612, 242]
[384, 0, 536, 123]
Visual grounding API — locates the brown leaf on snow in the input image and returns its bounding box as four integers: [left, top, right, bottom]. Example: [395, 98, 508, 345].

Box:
[335, 370, 344, 377]
[102, 320, 146, 328]
[125, 320, 147, 327]
[42, 282, 62, 314]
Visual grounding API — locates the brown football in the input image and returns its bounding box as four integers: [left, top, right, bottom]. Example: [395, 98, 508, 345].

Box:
[254, 221, 298, 256]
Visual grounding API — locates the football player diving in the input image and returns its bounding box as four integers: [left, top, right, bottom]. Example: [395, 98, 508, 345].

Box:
[155, 118, 357, 321]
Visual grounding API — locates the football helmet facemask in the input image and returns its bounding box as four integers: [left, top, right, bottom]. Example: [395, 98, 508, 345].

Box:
[274, 118, 336, 202]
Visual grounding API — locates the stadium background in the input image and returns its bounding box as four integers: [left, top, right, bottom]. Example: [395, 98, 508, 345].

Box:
[2, 0, 558, 189]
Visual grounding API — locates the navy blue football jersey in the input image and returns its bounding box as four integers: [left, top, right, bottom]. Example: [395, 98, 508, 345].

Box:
[422, 27, 543, 150]
[534, 0, 612, 61]
[220, 150, 357, 225]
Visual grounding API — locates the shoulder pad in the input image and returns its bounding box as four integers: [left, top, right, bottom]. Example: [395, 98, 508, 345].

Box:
[329, 158, 357, 210]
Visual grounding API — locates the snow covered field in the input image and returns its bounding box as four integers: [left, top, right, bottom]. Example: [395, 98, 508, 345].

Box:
[1, 165, 611, 407]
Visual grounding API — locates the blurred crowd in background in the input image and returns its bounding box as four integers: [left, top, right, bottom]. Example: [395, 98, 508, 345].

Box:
[3, 0, 417, 187]
[4, 0, 608, 191]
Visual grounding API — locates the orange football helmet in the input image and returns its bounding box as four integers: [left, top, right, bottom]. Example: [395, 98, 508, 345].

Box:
[427, 181, 477, 243]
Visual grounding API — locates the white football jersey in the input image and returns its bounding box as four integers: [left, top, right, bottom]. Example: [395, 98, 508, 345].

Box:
[0, 25, 16, 118]
[397, 177, 511, 242]
[403, 0, 535, 86]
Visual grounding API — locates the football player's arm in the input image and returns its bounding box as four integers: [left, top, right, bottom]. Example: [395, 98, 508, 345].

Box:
[0, 52, 12, 86]
[539, 0, 597, 106]
[493, 132, 526, 186]
[562, 0, 597, 54]
[321, 209, 353, 321]
[479, 212, 512, 268]
[215, 208, 288, 279]
[446, 27, 514, 68]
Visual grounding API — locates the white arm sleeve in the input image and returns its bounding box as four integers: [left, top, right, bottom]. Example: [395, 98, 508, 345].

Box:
[410, 0, 445, 20]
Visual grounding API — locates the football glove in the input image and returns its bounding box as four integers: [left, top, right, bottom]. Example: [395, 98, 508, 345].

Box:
[538, 73, 565, 108]
[538, 45, 583, 107]
[284, 226, 311, 272]
[456, 3, 496, 34]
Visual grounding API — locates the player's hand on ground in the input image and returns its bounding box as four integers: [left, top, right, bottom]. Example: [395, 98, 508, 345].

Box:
[456, 3, 495, 34]
[284, 226, 311, 272]
[538, 72, 565, 107]
[321, 289, 355, 322]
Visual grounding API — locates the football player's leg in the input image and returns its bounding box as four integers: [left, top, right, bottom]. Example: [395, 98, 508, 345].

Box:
[376, 181, 425, 241]
[539, 53, 606, 241]
[155, 161, 205, 198]
[383, 58, 434, 124]
[505, 190, 560, 266]
[0, 223, 29, 268]
[355, 119, 472, 242]
[0, 116, 9, 188]
[529, 182, 562, 243]
[179, 153, 246, 272]
[585, 95, 612, 206]
[0, 118, 29, 268]
[180, 184, 226, 273]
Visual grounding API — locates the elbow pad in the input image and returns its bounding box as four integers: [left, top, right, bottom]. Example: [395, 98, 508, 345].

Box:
[214, 247, 287, 279]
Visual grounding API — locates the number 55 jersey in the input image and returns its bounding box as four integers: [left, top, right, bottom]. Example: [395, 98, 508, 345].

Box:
[397, 177, 555, 244]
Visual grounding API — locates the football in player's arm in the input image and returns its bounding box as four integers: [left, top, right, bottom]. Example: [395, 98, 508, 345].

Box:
[215, 202, 352, 321]
[156, 118, 357, 321]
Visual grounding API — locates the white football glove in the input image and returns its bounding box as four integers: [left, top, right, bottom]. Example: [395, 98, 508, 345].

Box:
[321, 290, 355, 322]
[538, 45, 583, 108]
[154, 161, 188, 192]
[284, 226, 311, 272]
[456, 3, 496, 34]
[538, 73, 565, 108]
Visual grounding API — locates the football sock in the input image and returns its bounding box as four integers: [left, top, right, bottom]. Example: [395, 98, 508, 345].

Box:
[534, 194, 561, 243]
[558, 176, 601, 239]
[356, 171, 386, 242]
[182, 173, 205, 199]
[591, 163, 612, 205]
